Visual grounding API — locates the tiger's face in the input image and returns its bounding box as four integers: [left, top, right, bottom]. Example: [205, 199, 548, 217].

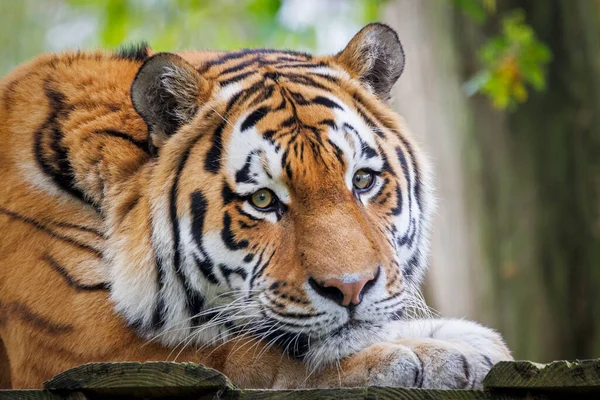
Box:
[118, 23, 433, 367]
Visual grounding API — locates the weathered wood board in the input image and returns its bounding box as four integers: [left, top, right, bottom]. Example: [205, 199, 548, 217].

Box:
[0, 359, 599, 399]
[484, 359, 600, 390]
[44, 362, 234, 397]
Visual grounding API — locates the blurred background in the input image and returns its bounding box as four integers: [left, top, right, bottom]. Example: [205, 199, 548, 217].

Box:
[1, 0, 598, 364]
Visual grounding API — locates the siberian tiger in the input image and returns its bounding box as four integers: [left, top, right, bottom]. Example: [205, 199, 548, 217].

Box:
[0, 23, 511, 389]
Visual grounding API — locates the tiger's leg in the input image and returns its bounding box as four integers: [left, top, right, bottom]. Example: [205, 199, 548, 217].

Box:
[281, 319, 511, 389]
[201, 319, 512, 389]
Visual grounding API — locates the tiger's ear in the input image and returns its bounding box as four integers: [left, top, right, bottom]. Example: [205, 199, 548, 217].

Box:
[335, 23, 405, 101]
[131, 53, 206, 155]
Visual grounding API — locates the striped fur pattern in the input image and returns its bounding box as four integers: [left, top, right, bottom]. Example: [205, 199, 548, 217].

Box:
[0, 24, 511, 389]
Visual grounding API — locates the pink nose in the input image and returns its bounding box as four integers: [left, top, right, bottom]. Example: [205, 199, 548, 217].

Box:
[323, 277, 371, 306]
[309, 267, 380, 307]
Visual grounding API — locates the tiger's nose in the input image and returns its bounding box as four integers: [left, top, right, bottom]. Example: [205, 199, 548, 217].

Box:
[309, 267, 380, 307]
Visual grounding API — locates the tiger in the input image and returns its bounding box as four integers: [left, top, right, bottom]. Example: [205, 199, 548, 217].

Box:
[0, 23, 512, 390]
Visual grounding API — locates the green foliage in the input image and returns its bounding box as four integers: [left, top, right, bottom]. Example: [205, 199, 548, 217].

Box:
[67, 0, 307, 51]
[65, 0, 383, 53]
[469, 11, 551, 109]
[0, 0, 385, 76]
[452, 0, 496, 24]
[455, 2, 552, 110]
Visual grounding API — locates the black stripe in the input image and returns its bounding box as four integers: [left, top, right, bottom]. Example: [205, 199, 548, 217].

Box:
[222, 183, 244, 205]
[190, 190, 220, 285]
[281, 150, 293, 180]
[327, 139, 345, 166]
[390, 184, 403, 216]
[0, 301, 73, 335]
[275, 55, 313, 63]
[0, 207, 102, 257]
[460, 353, 472, 389]
[312, 96, 343, 110]
[205, 119, 226, 173]
[224, 81, 265, 114]
[42, 254, 109, 291]
[46, 220, 105, 238]
[413, 351, 425, 388]
[249, 85, 275, 108]
[225, 91, 244, 114]
[310, 71, 340, 85]
[353, 102, 383, 138]
[95, 130, 149, 153]
[220, 59, 257, 75]
[200, 49, 311, 72]
[371, 177, 390, 204]
[263, 307, 324, 320]
[241, 106, 270, 132]
[402, 252, 420, 279]
[288, 91, 310, 105]
[35, 83, 93, 207]
[319, 119, 337, 130]
[284, 74, 330, 90]
[399, 136, 423, 210]
[273, 61, 328, 69]
[253, 324, 310, 360]
[170, 147, 207, 323]
[190, 190, 209, 247]
[219, 70, 257, 86]
[219, 264, 248, 281]
[235, 205, 261, 222]
[235, 153, 258, 184]
[279, 117, 297, 129]
[344, 123, 378, 159]
[221, 212, 249, 250]
[151, 292, 167, 330]
[189, 290, 206, 327]
[249, 249, 275, 290]
[194, 255, 219, 285]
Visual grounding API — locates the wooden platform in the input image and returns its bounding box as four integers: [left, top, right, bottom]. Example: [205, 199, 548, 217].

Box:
[2, 359, 599, 399]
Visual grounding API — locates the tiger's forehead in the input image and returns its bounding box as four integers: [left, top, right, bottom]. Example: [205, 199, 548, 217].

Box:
[181, 49, 347, 80]
[221, 75, 384, 201]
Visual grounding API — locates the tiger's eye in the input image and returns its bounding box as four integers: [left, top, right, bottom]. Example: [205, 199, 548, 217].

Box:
[353, 169, 374, 191]
[251, 189, 274, 210]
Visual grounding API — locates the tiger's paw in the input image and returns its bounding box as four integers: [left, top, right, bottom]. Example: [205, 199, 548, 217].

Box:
[386, 318, 513, 389]
[334, 342, 424, 388]
[337, 338, 505, 389]
[394, 338, 495, 389]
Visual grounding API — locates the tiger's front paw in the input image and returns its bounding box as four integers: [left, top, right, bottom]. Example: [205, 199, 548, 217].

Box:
[340, 339, 500, 389]
[388, 319, 513, 389]
[337, 342, 424, 388]
[395, 338, 495, 389]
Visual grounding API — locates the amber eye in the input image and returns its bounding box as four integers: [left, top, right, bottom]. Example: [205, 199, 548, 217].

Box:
[353, 169, 375, 191]
[250, 189, 275, 210]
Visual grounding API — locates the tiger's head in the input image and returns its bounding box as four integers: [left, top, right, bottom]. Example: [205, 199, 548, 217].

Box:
[109, 23, 434, 368]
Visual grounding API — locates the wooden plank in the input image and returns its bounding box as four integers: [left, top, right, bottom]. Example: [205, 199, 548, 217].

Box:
[0, 390, 66, 399]
[228, 387, 541, 400]
[44, 362, 234, 397]
[0, 388, 544, 400]
[484, 360, 600, 389]
[12, 360, 596, 398]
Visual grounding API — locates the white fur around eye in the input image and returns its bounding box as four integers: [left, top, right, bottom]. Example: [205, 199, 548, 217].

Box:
[242, 201, 278, 224]
[357, 175, 384, 204]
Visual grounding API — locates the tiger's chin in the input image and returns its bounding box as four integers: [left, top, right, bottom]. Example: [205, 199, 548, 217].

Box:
[290, 319, 400, 370]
